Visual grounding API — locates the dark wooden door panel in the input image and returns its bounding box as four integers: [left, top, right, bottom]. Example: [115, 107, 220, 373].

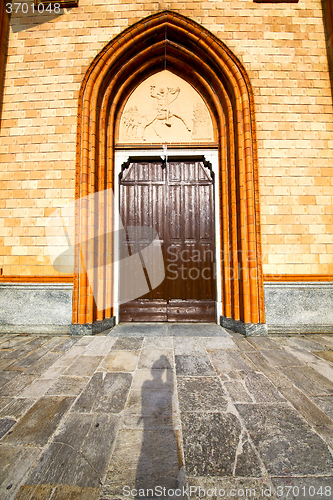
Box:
[120, 299, 168, 322]
[119, 160, 216, 322]
[167, 300, 216, 322]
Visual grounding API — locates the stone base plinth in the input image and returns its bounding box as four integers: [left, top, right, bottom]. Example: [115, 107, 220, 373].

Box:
[70, 317, 116, 336]
[220, 316, 268, 337]
[264, 282, 333, 335]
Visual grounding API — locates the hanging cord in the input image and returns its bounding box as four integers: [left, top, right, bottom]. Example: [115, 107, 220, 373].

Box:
[161, 18, 167, 167]
[164, 18, 167, 70]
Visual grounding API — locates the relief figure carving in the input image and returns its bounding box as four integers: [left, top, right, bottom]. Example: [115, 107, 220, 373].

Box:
[118, 70, 214, 144]
[192, 102, 211, 140]
[143, 86, 191, 140]
[122, 106, 142, 139]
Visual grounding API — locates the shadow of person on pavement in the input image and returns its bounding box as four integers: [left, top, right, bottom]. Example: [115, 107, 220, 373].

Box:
[135, 355, 185, 498]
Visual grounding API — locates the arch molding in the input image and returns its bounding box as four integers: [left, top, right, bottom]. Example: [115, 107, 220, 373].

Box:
[73, 11, 266, 331]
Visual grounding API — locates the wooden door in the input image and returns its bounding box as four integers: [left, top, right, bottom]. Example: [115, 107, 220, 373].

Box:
[119, 159, 216, 322]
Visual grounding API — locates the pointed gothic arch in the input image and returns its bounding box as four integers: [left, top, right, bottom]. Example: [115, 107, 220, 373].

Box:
[73, 10, 266, 332]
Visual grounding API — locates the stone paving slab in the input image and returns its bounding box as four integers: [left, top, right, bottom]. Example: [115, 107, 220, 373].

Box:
[0, 446, 41, 500]
[0, 344, 37, 362]
[0, 417, 16, 439]
[0, 358, 20, 371]
[52, 345, 86, 366]
[177, 376, 228, 412]
[52, 337, 78, 352]
[292, 337, 328, 351]
[271, 476, 333, 500]
[14, 485, 100, 500]
[131, 369, 175, 391]
[26, 413, 119, 488]
[279, 386, 333, 427]
[45, 376, 90, 396]
[143, 337, 173, 350]
[10, 348, 53, 370]
[100, 350, 140, 372]
[312, 395, 333, 420]
[125, 387, 174, 418]
[2, 396, 74, 447]
[0, 396, 13, 412]
[186, 477, 277, 500]
[109, 323, 169, 337]
[175, 355, 215, 376]
[112, 337, 144, 350]
[0, 374, 37, 397]
[209, 349, 254, 376]
[76, 336, 95, 347]
[64, 355, 104, 377]
[169, 323, 229, 337]
[0, 339, 36, 357]
[277, 344, 320, 364]
[223, 380, 253, 403]
[236, 404, 333, 476]
[312, 335, 333, 349]
[0, 335, 34, 349]
[173, 337, 205, 355]
[243, 371, 286, 403]
[139, 349, 174, 370]
[181, 411, 243, 476]
[307, 358, 333, 384]
[231, 338, 257, 352]
[244, 349, 279, 372]
[109, 323, 230, 337]
[259, 348, 304, 367]
[203, 337, 238, 350]
[73, 372, 132, 414]
[0, 330, 333, 500]
[282, 366, 333, 396]
[82, 337, 116, 357]
[0, 398, 35, 420]
[122, 412, 175, 432]
[18, 378, 57, 399]
[101, 428, 182, 496]
[246, 337, 282, 351]
[39, 364, 67, 379]
[23, 352, 61, 376]
[313, 350, 333, 363]
[0, 371, 18, 389]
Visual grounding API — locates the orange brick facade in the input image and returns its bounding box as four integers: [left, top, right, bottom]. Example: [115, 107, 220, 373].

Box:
[0, 1, 332, 330]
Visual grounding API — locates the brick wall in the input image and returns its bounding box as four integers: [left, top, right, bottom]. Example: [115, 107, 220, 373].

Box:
[0, 1, 9, 126]
[0, 0, 332, 277]
[322, 0, 333, 101]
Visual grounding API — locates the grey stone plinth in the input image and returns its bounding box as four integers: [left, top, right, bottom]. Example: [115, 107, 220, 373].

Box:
[0, 325, 71, 334]
[264, 282, 333, 334]
[268, 325, 333, 334]
[70, 317, 115, 336]
[0, 283, 73, 334]
[220, 316, 268, 337]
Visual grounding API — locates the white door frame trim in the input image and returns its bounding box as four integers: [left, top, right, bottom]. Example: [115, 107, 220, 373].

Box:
[113, 148, 221, 324]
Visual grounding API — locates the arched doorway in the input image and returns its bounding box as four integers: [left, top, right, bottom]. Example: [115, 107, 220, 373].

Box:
[72, 11, 266, 333]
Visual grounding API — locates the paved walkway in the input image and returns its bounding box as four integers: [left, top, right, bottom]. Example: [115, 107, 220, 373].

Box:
[0, 325, 333, 500]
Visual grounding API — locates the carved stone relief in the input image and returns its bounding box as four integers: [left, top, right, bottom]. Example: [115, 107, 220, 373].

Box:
[118, 71, 214, 143]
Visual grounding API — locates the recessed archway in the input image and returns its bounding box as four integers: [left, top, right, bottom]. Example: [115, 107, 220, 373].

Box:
[73, 11, 266, 332]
